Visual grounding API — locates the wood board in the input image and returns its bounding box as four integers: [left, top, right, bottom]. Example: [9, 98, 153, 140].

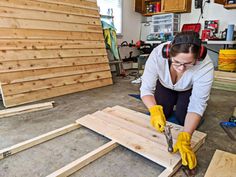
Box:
[0, 0, 112, 107]
[204, 149, 236, 177]
[76, 106, 207, 176]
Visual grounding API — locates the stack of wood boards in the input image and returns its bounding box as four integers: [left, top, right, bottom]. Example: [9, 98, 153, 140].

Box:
[213, 71, 236, 92]
[76, 105, 207, 176]
[0, 0, 112, 107]
[204, 150, 236, 177]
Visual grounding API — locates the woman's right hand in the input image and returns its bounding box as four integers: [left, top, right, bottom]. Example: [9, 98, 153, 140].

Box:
[149, 105, 166, 132]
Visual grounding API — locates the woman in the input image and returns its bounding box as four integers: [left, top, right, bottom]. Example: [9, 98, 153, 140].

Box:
[140, 31, 214, 170]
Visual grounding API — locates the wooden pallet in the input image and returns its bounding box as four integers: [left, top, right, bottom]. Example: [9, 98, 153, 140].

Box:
[0, 106, 207, 176]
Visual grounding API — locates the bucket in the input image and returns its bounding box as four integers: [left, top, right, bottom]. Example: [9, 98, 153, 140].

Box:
[218, 49, 236, 72]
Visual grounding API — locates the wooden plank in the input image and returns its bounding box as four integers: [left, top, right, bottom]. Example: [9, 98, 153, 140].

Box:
[35, 0, 98, 10]
[204, 150, 236, 177]
[93, 111, 176, 149]
[0, 29, 104, 40]
[0, 56, 109, 73]
[111, 106, 206, 141]
[76, 114, 181, 170]
[2, 78, 113, 107]
[0, 123, 81, 160]
[2, 71, 112, 96]
[0, 63, 110, 84]
[214, 71, 236, 80]
[46, 141, 118, 177]
[0, 101, 54, 118]
[0, 40, 105, 50]
[0, 49, 107, 61]
[0, 17, 102, 33]
[0, 7, 100, 26]
[0, 0, 99, 18]
[100, 109, 200, 149]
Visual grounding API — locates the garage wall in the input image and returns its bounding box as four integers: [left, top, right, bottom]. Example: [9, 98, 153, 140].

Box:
[0, 0, 112, 107]
[181, 0, 236, 34]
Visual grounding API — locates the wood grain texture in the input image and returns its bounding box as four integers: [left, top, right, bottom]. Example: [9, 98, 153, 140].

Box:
[76, 106, 207, 172]
[0, 0, 112, 107]
[204, 150, 236, 177]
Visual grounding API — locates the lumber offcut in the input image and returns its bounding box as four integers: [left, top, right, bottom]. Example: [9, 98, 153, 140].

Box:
[204, 149, 236, 177]
[0, 0, 112, 107]
[0, 101, 54, 119]
[213, 71, 236, 92]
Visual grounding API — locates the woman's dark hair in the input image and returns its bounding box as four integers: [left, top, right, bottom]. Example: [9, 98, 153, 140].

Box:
[169, 31, 201, 59]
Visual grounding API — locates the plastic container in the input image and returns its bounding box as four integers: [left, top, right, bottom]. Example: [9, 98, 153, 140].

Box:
[218, 49, 236, 72]
[226, 24, 235, 41]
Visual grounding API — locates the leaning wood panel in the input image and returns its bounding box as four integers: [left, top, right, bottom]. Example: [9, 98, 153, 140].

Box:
[0, 0, 112, 107]
[0, 63, 110, 84]
[0, 40, 105, 50]
[0, 29, 104, 40]
[0, 0, 99, 17]
[0, 17, 102, 33]
[2, 78, 113, 107]
[0, 56, 108, 72]
[0, 49, 106, 61]
[2, 71, 112, 96]
[0, 7, 100, 25]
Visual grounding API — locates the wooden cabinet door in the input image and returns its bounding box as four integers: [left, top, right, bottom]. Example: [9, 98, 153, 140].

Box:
[214, 0, 226, 5]
[162, 0, 191, 13]
[135, 0, 146, 13]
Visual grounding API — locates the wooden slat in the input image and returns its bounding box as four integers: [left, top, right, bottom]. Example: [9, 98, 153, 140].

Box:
[0, 17, 102, 33]
[2, 78, 113, 107]
[92, 111, 179, 153]
[0, 29, 104, 40]
[0, 40, 105, 50]
[0, 49, 107, 61]
[0, 101, 54, 118]
[35, 0, 98, 10]
[0, 56, 109, 73]
[46, 141, 118, 177]
[0, 0, 99, 17]
[0, 7, 100, 25]
[204, 150, 236, 177]
[77, 114, 180, 170]
[111, 106, 206, 141]
[2, 71, 112, 96]
[0, 63, 110, 84]
[101, 108, 200, 148]
[0, 123, 81, 160]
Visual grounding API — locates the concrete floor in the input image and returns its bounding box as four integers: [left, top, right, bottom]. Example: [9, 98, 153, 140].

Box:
[0, 76, 236, 177]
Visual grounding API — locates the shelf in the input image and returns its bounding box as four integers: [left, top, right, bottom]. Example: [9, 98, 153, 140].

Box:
[144, 11, 166, 16]
[224, 3, 236, 9]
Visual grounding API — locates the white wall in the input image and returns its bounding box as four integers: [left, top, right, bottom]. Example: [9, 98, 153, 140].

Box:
[181, 0, 236, 35]
[118, 0, 142, 44]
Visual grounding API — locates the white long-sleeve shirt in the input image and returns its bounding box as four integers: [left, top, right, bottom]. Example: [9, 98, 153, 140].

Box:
[140, 42, 214, 116]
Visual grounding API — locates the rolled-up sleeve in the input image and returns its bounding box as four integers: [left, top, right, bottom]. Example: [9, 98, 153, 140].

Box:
[188, 62, 214, 116]
[140, 49, 159, 98]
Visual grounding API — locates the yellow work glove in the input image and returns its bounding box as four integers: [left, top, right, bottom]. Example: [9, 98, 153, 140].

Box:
[149, 105, 166, 132]
[173, 132, 197, 170]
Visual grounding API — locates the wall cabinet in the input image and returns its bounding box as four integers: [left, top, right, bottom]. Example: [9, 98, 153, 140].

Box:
[215, 0, 236, 9]
[135, 0, 192, 16]
[162, 0, 191, 13]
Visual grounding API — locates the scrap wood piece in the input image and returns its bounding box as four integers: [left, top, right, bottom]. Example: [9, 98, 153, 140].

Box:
[46, 140, 118, 177]
[0, 123, 80, 160]
[0, 101, 54, 119]
[204, 149, 236, 177]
